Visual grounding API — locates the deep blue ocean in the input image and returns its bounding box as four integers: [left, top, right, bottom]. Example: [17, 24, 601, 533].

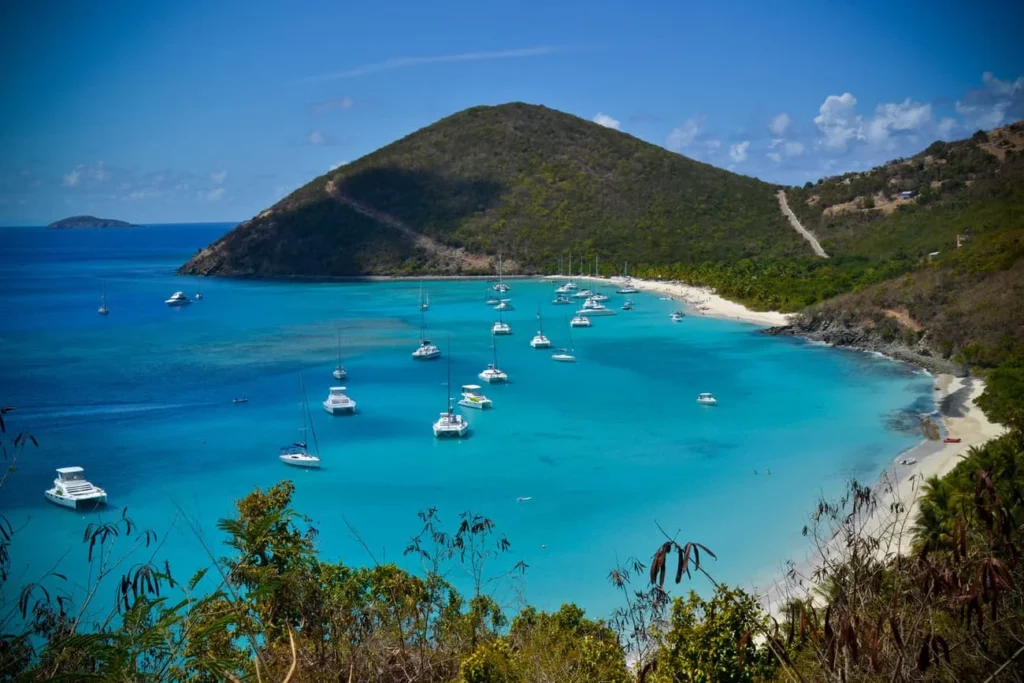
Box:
[0, 223, 933, 623]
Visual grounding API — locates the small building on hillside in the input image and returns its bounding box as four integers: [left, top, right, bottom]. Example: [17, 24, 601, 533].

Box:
[900, 190, 916, 199]
[928, 251, 940, 260]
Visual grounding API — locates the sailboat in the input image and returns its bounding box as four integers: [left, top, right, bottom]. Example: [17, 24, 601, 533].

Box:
[484, 289, 500, 306]
[419, 283, 430, 311]
[616, 262, 638, 294]
[98, 289, 109, 315]
[434, 340, 469, 437]
[492, 308, 511, 335]
[530, 307, 551, 348]
[479, 333, 509, 383]
[195, 284, 203, 301]
[412, 306, 441, 360]
[492, 253, 510, 292]
[552, 318, 577, 362]
[279, 375, 322, 468]
[332, 330, 347, 380]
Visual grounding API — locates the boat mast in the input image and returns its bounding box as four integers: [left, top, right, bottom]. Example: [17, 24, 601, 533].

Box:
[537, 305, 543, 334]
[568, 250, 572, 278]
[337, 330, 342, 366]
[446, 338, 453, 413]
[492, 331, 499, 368]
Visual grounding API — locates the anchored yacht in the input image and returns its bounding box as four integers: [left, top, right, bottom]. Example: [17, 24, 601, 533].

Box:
[570, 314, 591, 328]
[323, 386, 356, 415]
[434, 342, 469, 437]
[494, 299, 515, 311]
[696, 392, 718, 405]
[280, 375, 321, 468]
[530, 308, 551, 348]
[98, 291, 109, 315]
[332, 331, 347, 380]
[44, 467, 107, 510]
[480, 334, 508, 383]
[458, 384, 493, 409]
[553, 294, 573, 305]
[492, 308, 512, 335]
[413, 307, 441, 359]
[165, 291, 191, 307]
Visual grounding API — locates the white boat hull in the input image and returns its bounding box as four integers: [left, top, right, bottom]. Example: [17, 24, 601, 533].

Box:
[166, 300, 190, 307]
[412, 349, 441, 360]
[434, 424, 469, 437]
[44, 489, 107, 510]
[458, 397, 492, 409]
[578, 308, 616, 316]
[323, 401, 356, 415]
[280, 454, 321, 468]
[530, 336, 551, 348]
[333, 369, 347, 380]
[552, 354, 576, 363]
[492, 326, 511, 335]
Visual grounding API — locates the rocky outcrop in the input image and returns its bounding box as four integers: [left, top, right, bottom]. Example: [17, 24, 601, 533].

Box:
[765, 309, 967, 376]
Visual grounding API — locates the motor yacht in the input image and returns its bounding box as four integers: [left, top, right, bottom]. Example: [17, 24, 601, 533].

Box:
[323, 386, 356, 415]
[165, 291, 191, 307]
[44, 467, 107, 510]
[458, 384, 493, 409]
[696, 392, 717, 405]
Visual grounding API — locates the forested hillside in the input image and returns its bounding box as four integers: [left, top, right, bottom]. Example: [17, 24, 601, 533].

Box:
[180, 103, 806, 277]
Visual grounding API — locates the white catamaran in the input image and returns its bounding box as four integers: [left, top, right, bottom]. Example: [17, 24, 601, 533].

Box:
[492, 253, 510, 293]
[434, 341, 470, 437]
[413, 306, 441, 360]
[479, 334, 509, 383]
[530, 307, 551, 348]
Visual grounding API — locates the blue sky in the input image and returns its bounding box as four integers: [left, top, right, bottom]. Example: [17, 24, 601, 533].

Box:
[1, 0, 1022, 225]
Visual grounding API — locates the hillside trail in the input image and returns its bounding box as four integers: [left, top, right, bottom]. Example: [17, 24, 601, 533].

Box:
[325, 181, 494, 271]
[777, 190, 829, 258]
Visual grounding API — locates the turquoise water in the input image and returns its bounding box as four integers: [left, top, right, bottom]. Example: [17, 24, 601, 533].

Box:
[0, 224, 933, 623]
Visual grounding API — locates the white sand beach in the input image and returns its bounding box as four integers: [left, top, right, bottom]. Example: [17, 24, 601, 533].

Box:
[584, 276, 792, 327]
[763, 374, 1007, 615]
[865, 374, 1007, 553]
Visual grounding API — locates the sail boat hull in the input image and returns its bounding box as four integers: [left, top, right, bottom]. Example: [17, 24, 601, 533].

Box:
[279, 453, 321, 468]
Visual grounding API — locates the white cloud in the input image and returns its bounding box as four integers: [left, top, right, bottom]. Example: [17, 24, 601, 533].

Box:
[784, 141, 805, 157]
[201, 187, 225, 202]
[310, 96, 355, 113]
[210, 170, 227, 184]
[766, 152, 782, 163]
[864, 99, 932, 146]
[956, 71, 1024, 130]
[63, 168, 81, 187]
[705, 139, 721, 150]
[936, 117, 957, 138]
[308, 46, 561, 81]
[769, 113, 791, 136]
[729, 140, 750, 163]
[666, 117, 701, 150]
[308, 130, 327, 145]
[814, 93, 861, 150]
[592, 113, 621, 130]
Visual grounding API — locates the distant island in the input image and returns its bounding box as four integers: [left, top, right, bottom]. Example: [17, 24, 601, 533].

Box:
[48, 215, 138, 229]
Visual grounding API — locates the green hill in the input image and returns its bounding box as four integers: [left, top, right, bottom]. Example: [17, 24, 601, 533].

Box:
[769, 121, 1024, 370]
[179, 102, 807, 277]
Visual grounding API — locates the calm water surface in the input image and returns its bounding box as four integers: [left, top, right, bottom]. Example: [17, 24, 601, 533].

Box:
[0, 223, 932, 621]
